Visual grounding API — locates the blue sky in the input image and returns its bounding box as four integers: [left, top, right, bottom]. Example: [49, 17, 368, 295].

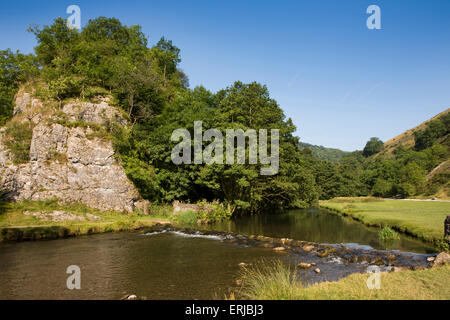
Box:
[1, 0, 449, 151]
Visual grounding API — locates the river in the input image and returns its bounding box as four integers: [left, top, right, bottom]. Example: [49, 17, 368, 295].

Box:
[0, 208, 436, 299]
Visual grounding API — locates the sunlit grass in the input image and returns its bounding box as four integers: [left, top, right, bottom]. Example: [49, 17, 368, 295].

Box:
[235, 260, 450, 300]
[320, 197, 450, 249]
[0, 199, 171, 241]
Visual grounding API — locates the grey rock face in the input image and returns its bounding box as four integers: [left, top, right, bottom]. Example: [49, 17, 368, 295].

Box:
[0, 90, 148, 213]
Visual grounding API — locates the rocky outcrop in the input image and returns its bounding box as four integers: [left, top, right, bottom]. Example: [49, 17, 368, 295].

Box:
[0, 88, 149, 213]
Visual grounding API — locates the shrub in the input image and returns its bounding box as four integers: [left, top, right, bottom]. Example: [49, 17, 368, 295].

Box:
[3, 120, 33, 164]
[378, 227, 400, 241]
[197, 200, 232, 224]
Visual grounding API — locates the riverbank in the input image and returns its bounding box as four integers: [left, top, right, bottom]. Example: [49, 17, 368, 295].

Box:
[234, 260, 450, 300]
[320, 197, 450, 250]
[0, 200, 171, 242]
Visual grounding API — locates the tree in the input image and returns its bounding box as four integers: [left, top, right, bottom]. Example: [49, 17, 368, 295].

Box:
[152, 37, 181, 88]
[363, 137, 384, 157]
[0, 49, 38, 125]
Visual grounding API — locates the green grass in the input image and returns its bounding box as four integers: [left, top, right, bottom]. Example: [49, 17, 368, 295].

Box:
[0, 199, 171, 241]
[235, 260, 450, 300]
[378, 227, 400, 241]
[172, 210, 198, 225]
[320, 197, 450, 249]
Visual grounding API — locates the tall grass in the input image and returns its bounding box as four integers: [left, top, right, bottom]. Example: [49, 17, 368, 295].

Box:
[378, 226, 400, 241]
[237, 260, 302, 300]
[235, 259, 450, 300]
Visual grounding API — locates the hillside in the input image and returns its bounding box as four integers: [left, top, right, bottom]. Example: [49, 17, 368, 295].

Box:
[299, 142, 350, 162]
[367, 108, 450, 198]
[380, 108, 450, 156]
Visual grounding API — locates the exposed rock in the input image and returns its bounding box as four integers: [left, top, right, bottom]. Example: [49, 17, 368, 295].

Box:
[297, 262, 312, 269]
[121, 294, 139, 300]
[62, 98, 127, 127]
[302, 245, 315, 252]
[280, 238, 293, 245]
[135, 199, 150, 215]
[390, 266, 411, 272]
[314, 268, 321, 274]
[23, 210, 97, 222]
[433, 252, 450, 267]
[426, 257, 435, 262]
[273, 247, 286, 252]
[0, 89, 146, 213]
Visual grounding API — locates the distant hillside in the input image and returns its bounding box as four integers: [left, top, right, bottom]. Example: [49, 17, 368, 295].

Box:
[380, 108, 450, 156]
[369, 108, 450, 198]
[299, 142, 350, 162]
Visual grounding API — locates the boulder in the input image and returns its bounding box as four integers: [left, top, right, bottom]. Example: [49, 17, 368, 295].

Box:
[433, 252, 450, 267]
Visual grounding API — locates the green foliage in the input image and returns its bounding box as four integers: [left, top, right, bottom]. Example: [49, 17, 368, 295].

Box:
[363, 137, 384, 157]
[3, 120, 33, 164]
[378, 227, 400, 241]
[0, 49, 38, 125]
[414, 115, 449, 151]
[298, 142, 349, 162]
[197, 200, 233, 224]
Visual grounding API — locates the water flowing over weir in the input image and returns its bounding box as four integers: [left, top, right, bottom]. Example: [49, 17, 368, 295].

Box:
[0, 209, 436, 299]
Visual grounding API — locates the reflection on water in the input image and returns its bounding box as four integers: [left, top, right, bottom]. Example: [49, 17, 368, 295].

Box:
[204, 208, 436, 254]
[0, 231, 280, 300]
[0, 208, 436, 300]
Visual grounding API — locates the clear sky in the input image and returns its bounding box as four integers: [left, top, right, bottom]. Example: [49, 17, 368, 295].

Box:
[1, 0, 449, 151]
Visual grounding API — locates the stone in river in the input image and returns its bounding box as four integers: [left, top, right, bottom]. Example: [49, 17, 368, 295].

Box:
[297, 262, 312, 269]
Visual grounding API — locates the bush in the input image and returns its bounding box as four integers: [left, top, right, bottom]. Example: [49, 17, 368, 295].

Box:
[3, 120, 33, 164]
[197, 200, 232, 224]
[378, 227, 400, 241]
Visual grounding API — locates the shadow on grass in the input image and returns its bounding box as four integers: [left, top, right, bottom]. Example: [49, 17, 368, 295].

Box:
[0, 226, 72, 242]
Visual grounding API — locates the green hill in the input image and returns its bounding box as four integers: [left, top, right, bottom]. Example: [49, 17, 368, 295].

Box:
[360, 109, 450, 199]
[299, 142, 350, 162]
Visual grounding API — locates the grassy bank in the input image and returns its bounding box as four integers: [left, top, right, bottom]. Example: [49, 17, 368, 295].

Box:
[320, 197, 450, 250]
[235, 260, 450, 300]
[0, 200, 172, 242]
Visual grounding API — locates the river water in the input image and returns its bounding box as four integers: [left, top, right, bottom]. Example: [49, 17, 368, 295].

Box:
[0, 208, 436, 299]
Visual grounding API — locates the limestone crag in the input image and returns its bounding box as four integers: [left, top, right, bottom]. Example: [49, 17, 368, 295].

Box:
[0, 88, 148, 213]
